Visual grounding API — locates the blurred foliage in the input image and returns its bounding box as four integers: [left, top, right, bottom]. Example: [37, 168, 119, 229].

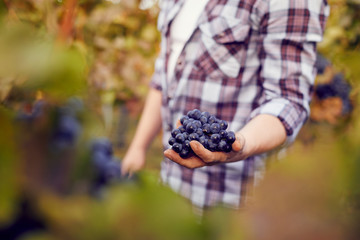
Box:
[0, 0, 359, 240]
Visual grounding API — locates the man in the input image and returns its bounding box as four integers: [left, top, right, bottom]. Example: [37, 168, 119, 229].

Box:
[122, 0, 329, 209]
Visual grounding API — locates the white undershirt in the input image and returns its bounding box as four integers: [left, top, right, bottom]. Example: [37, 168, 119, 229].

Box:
[167, 0, 209, 80]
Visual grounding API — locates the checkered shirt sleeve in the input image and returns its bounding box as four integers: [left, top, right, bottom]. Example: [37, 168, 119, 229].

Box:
[249, 0, 330, 143]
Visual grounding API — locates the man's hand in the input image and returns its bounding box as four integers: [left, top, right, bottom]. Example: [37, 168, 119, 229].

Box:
[121, 147, 146, 176]
[164, 132, 246, 169]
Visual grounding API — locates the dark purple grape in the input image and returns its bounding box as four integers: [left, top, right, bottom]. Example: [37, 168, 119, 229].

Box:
[183, 140, 191, 150]
[199, 135, 207, 145]
[189, 133, 199, 141]
[183, 132, 189, 140]
[207, 140, 218, 151]
[219, 120, 228, 130]
[178, 125, 186, 133]
[180, 115, 189, 124]
[199, 116, 208, 124]
[218, 140, 232, 152]
[195, 128, 204, 137]
[193, 109, 202, 120]
[182, 119, 191, 129]
[187, 109, 195, 119]
[202, 124, 211, 134]
[211, 134, 221, 144]
[186, 122, 197, 133]
[201, 111, 210, 119]
[172, 143, 183, 153]
[171, 128, 181, 138]
[226, 131, 236, 144]
[168, 137, 176, 145]
[179, 148, 190, 158]
[193, 120, 202, 128]
[208, 115, 217, 124]
[175, 133, 186, 143]
[210, 123, 220, 134]
[220, 130, 227, 139]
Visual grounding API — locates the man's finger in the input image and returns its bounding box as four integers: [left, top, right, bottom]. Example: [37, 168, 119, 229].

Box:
[232, 132, 245, 152]
[164, 149, 206, 169]
[176, 119, 181, 128]
[189, 141, 213, 162]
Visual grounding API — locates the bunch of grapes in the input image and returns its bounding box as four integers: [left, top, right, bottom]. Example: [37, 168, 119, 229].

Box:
[168, 109, 236, 158]
[314, 54, 352, 115]
[90, 138, 137, 197]
[90, 137, 121, 184]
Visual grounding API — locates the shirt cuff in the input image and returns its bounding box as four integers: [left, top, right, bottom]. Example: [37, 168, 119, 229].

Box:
[249, 98, 308, 145]
[149, 76, 162, 91]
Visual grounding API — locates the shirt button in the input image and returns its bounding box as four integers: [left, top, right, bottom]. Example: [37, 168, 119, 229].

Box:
[177, 60, 183, 66]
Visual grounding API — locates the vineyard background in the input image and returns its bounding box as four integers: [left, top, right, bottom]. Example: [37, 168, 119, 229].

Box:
[0, 0, 359, 239]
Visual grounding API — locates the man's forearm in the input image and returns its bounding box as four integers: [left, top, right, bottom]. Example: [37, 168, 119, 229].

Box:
[128, 88, 162, 151]
[238, 114, 287, 158]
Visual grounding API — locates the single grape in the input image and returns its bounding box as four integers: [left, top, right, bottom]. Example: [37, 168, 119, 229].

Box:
[182, 119, 191, 129]
[226, 131, 236, 144]
[179, 148, 190, 158]
[219, 130, 227, 139]
[207, 140, 218, 151]
[175, 133, 186, 143]
[196, 128, 204, 137]
[183, 132, 189, 140]
[183, 140, 191, 150]
[192, 109, 202, 120]
[219, 120, 228, 130]
[210, 123, 221, 134]
[208, 115, 217, 124]
[199, 135, 207, 145]
[171, 128, 181, 138]
[186, 122, 197, 133]
[193, 120, 202, 128]
[218, 140, 232, 152]
[178, 125, 186, 133]
[211, 133, 221, 144]
[172, 143, 183, 153]
[200, 116, 208, 124]
[201, 111, 210, 119]
[180, 115, 189, 124]
[189, 133, 199, 141]
[202, 123, 211, 134]
[168, 137, 176, 145]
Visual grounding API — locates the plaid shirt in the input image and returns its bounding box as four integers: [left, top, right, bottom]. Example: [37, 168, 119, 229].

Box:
[150, 0, 329, 208]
